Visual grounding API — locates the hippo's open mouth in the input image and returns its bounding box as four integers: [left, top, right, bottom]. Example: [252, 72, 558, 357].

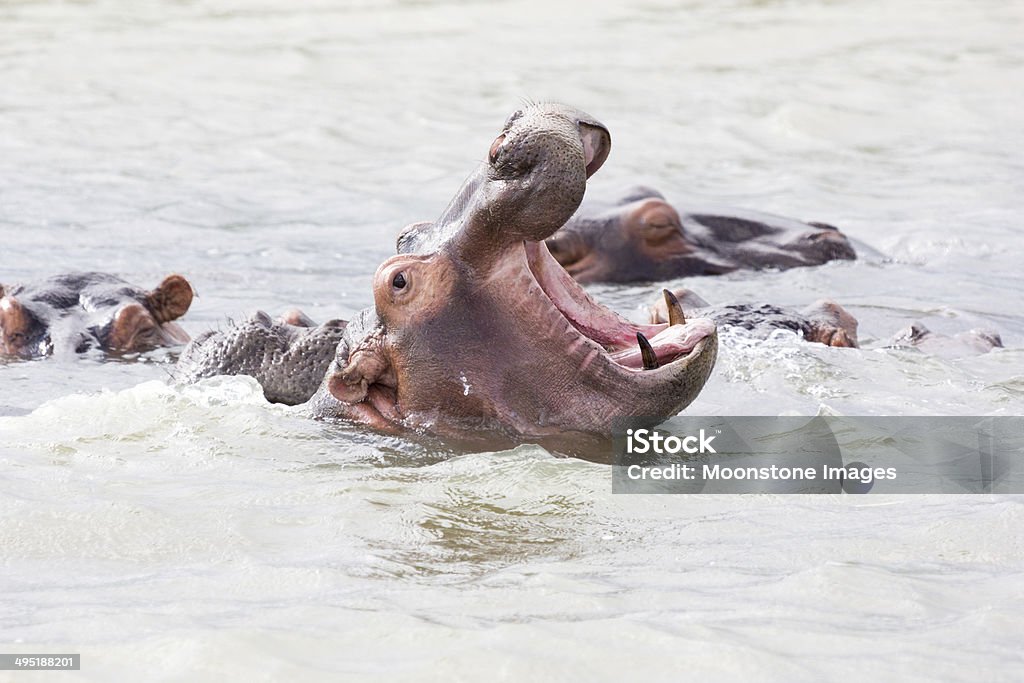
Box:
[523, 240, 716, 372]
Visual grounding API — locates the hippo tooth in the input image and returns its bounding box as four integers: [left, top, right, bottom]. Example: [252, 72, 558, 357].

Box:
[663, 289, 686, 326]
[637, 332, 659, 370]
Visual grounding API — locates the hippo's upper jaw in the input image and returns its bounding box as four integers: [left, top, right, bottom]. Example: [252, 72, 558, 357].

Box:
[312, 104, 718, 447]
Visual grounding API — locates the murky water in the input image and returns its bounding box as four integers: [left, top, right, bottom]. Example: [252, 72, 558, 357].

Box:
[2, 0, 1023, 679]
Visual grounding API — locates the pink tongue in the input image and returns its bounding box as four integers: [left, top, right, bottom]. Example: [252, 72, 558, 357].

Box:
[525, 241, 664, 351]
[610, 319, 715, 368]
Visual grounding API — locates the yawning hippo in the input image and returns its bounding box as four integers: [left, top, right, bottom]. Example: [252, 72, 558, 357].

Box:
[0, 272, 193, 359]
[177, 104, 719, 451]
[545, 187, 856, 283]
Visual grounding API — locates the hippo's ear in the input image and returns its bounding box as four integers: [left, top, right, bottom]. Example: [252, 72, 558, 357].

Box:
[580, 121, 611, 178]
[396, 221, 435, 255]
[0, 284, 4, 299]
[144, 274, 194, 324]
[0, 294, 37, 353]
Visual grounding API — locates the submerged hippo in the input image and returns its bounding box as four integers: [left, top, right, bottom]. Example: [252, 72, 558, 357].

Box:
[649, 288, 859, 348]
[888, 322, 1003, 357]
[0, 272, 193, 359]
[648, 289, 1004, 356]
[177, 104, 719, 451]
[544, 187, 856, 283]
[177, 310, 348, 405]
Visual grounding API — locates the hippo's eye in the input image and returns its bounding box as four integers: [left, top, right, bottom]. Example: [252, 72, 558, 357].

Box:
[392, 272, 407, 290]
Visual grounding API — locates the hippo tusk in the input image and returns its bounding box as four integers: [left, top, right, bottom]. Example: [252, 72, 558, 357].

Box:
[663, 289, 686, 326]
[637, 332, 659, 370]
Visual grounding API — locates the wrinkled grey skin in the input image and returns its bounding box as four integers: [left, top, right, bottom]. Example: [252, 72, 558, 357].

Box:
[0, 272, 192, 359]
[176, 311, 347, 404]
[650, 288, 859, 348]
[178, 104, 718, 455]
[545, 186, 857, 283]
[888, 322, 1003, 357]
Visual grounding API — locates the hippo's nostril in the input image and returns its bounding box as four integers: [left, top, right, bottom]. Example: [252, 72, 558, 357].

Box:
[392, 273, 407, 290]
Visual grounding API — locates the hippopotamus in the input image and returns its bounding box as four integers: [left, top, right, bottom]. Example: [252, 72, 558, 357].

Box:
[177, 104, 719, 452]
[888, 322, 1003, 357]
[648, 289, 1004, 356]
[649, 288, 859, 348]
[0, 272, 193, 359]
[177, 310, 348, 405]
[544, 186, 856, 283]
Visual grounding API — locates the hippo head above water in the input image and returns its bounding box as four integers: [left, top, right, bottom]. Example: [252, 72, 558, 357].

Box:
[0, 272, 193, 359]
[545, 187, 857, 284]
[304, 104, 719, 448]
[176, 104, 719, 451]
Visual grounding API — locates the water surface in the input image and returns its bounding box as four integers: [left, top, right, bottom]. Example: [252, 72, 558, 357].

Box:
[2, 0, 1023, 679]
